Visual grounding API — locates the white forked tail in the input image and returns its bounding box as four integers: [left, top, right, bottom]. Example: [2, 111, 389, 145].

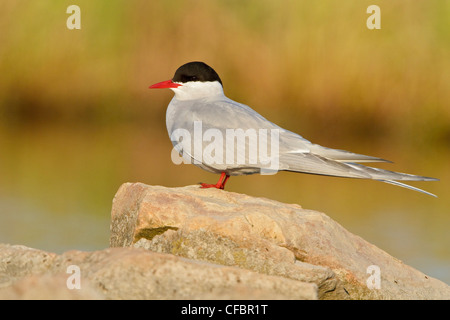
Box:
[378, 180, 437, 197]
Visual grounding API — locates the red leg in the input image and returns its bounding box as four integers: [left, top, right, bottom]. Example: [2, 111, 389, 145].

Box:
[200, 172, 230, 190]
[220, 174, 230, 189]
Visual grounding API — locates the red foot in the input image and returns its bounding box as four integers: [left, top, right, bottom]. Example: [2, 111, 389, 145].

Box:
[200, 172, 230, 190]
[200, 183, 224, 189]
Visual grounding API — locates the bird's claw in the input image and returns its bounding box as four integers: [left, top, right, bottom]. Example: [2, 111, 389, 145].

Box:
[199, 183, 223, 189]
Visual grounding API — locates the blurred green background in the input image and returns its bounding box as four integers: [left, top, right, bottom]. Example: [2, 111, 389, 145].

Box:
[0, 0, 449, 284]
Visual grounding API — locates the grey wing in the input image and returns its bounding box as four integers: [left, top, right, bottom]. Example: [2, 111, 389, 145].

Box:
[169, 97, 313, 173]
[170, 97, 391, 175]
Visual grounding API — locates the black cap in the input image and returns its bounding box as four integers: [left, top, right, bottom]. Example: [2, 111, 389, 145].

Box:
[172, 62, 222, 85]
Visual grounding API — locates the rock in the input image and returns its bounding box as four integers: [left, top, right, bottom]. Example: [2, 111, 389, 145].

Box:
[133, 230, 338, 298]
[0, 244, 103, 299]
[0, 273, 104, 300]
[2, 182, 448, 300]
[110, 182, 450, 300]
[0, 244, 317, 300]
[0, 244, 58, 288]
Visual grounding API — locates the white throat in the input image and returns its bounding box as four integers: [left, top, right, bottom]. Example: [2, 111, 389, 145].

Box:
[170, 81, 224, 101]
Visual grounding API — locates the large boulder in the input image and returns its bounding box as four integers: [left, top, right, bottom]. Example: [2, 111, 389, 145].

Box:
[110, 182, 450, 300]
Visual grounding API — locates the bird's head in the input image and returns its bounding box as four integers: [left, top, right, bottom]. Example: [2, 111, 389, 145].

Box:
[149, 61, 224, 100]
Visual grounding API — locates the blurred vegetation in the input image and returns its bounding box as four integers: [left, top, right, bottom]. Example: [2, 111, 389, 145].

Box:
[0, 0, 449, 145]
[0, 1, 448, 282]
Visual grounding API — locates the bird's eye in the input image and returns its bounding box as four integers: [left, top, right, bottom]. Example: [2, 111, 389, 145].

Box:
[190, 76, 198, 81]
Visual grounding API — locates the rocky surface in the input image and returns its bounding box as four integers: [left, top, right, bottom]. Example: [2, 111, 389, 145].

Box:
[111, 183, 450, 300]
[0, 244, 315, 299]
[1, 182, 449, 299]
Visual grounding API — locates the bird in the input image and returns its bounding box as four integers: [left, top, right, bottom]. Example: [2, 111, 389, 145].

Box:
[149, 61, 438, 196]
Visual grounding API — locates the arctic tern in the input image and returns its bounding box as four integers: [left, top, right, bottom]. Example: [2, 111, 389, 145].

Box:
[149, 61, 438, 196]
